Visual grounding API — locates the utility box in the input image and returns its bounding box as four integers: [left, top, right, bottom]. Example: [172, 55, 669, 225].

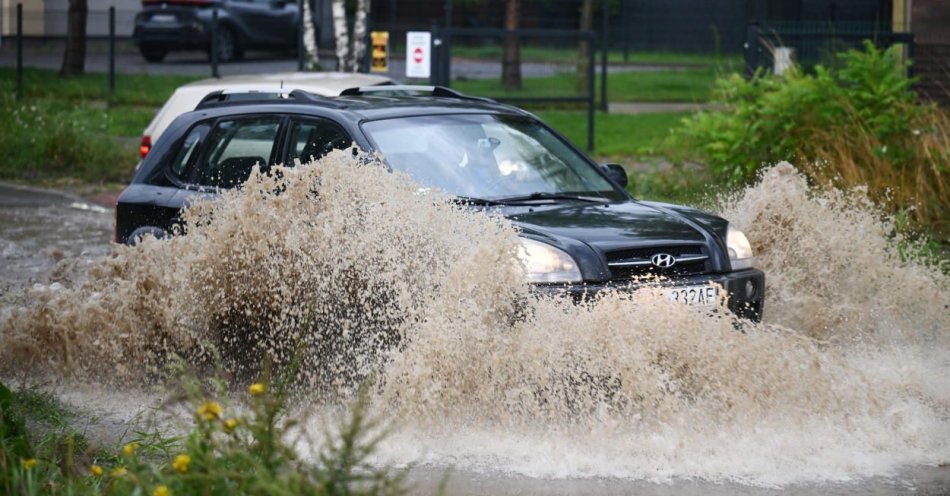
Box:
[773, 47, 794, 75]
[371, 31, 389, 73]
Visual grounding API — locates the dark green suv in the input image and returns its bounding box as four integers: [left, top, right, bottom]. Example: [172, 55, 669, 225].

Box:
[115, 86, 764, 320]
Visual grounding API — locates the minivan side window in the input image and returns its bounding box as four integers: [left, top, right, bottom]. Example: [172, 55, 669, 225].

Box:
[284, 118, 351, 166]
[197, 117, 281, 188]
[169, 123, 210, 181]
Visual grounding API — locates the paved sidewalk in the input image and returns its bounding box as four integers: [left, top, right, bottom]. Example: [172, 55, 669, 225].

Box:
[608, 101, 721, 114]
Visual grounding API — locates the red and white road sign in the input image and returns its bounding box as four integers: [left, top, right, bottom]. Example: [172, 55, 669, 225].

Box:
[406, 31, 431, 79]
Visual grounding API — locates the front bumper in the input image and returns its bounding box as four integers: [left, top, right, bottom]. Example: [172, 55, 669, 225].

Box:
[532, 268, 765, 321]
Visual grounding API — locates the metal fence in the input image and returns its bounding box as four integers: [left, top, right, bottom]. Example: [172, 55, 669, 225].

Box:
[431, 27, 600, 152]
[744, 21, 914, 77]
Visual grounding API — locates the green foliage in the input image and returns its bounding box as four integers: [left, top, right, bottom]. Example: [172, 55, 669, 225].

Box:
[0, 374, 409, 496]
[679, 41, 919, 183]
[677, 41, 950, 235]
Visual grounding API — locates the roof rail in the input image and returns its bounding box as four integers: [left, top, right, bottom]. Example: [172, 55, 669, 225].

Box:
[339, 85, 497, 103]
[194, 88, 341, 110]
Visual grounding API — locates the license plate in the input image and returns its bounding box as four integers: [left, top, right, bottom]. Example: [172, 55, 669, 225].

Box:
[151, 14, 177, 23]
[666, 284, 719, 307]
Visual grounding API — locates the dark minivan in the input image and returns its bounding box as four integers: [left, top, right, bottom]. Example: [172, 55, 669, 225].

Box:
[115, 86, 764, 320]
[133, 0, 299, 62]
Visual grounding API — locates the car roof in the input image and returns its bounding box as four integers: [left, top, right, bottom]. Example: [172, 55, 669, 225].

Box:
[143, 72, 392, 140]
[179, 95, 528, 127]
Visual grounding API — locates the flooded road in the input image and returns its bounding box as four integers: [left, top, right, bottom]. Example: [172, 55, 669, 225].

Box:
[1, 162, 949, 495]
[0, 183, 112, 297]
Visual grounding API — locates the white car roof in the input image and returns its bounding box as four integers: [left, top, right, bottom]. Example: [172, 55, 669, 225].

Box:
[143, 72, 392, 141]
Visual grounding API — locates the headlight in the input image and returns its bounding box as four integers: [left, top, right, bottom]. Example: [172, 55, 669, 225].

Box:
[726, 225, 755, 270]
[517, 238, 582, 283]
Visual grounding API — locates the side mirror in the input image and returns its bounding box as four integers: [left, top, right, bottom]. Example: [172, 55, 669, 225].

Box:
[601, 163, 628, 188]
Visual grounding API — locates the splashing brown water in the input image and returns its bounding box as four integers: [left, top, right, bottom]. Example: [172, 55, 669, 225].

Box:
[1, 155, 947, 485]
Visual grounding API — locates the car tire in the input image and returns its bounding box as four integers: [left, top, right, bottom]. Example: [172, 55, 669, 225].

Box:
[140, 46, 168, 63]
[211, 25, 238, 62]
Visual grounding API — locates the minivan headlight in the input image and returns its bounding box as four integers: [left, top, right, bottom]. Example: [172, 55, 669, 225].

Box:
[517, 238, 582, 283]
[726, 225, 755, 270]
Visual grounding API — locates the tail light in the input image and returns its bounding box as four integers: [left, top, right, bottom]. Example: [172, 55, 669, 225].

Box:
[139, 136, 152, 158]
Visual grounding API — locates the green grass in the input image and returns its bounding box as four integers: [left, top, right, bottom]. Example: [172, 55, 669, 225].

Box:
[0, 67, 200, 107]
[537, 110, 687, 157]
[537, 110, 714, 206]
[454, 66, 735, 103]
[0, 68, 199, 184]
[447, 45, 741, 67]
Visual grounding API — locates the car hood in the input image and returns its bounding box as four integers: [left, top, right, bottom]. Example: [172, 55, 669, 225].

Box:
[506, 200, 714, 252]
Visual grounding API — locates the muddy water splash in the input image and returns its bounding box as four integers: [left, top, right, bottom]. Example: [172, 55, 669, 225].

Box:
[1, 156, 948, 485]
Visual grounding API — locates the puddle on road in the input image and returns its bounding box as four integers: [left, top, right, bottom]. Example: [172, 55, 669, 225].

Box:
[0, 154, 947, 487]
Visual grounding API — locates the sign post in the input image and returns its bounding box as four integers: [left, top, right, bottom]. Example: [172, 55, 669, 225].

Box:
[405, 31, 431, 79]
[371, 31, 389, 73]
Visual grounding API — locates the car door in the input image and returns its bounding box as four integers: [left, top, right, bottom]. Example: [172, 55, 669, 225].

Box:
[280, 116, 353, 166]
[174, 116, 284, 207]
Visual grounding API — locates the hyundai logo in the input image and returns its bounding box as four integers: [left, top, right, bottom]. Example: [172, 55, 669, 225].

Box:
[651, 253, 676, 268]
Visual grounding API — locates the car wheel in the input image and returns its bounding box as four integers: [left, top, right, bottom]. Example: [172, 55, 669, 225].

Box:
[213, 26, 238, 62]
[140, 46, 168, 63]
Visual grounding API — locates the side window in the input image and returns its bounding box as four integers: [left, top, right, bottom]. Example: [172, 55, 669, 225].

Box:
[284, 118, 351, 166]
[197, 117, 281, 188]
[169, 123, 210, 181]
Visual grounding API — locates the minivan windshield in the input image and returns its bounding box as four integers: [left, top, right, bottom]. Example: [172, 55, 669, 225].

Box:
[362, 114, 624, 202]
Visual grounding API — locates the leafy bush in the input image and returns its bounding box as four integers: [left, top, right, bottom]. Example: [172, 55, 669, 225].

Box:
[678, 41, 950, 236]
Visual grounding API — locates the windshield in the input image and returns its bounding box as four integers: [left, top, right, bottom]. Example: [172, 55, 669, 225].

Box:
[362, 114, 624, 202]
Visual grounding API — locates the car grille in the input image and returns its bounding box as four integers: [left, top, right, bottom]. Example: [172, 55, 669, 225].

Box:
[605, 245, 709, 281]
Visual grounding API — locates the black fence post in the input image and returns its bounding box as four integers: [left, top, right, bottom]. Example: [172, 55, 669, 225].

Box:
[109, 6, 116, 94]
[744, 21, 759, 79]
[211, 8, 219, 78]
[905, 34, 915, 79]
[362, 14, 372, 72]
[430, 24, 442, 86]
[622, 0, 629, 63]
[297, 0, 304, 71]
[600, 0, 608, 112]
[587, 31, 595, 153]
[16, 3, 23, 101]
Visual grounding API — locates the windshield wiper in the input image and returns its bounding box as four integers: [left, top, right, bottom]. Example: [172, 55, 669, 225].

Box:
[452, 196, 504, 206]
[492, 192, 609, 205]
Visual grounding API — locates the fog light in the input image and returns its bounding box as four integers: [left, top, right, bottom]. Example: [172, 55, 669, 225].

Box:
[744, 280, 756, 299]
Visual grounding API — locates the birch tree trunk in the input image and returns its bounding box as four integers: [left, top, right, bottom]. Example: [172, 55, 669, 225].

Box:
[331, 0, 350, 71]
[349, 0, 370, 71]
[302, 0, 320, 70]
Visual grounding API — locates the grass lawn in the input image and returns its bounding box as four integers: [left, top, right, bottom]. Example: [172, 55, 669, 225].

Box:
[446, 45, 742, 67]
[454, 66, 736, 103]
[537, 110, 714, 206]
[537, 110, 686, 157]
[0, 68, 200, 185]
[0, 67, 200, 107]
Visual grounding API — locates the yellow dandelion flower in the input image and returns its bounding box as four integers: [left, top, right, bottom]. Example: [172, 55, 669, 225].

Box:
[196, 401, 222, 421]
[248, 383, 266, 396]
[122, 442, 139, 456]
[90, 464, 103, 477]
[109, 467, 127, 478]
[21, 458, 37, 470]
[172, 454, 191, 473]
[153, 485, 170, 496]
[223, 418, 239, 433]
